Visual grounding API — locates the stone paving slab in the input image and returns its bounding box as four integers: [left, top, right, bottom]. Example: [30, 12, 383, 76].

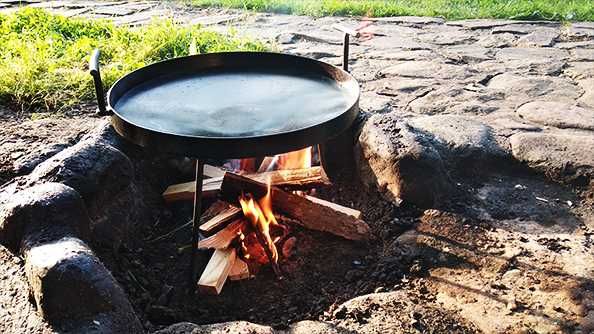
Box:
[2, 2, 594, 332]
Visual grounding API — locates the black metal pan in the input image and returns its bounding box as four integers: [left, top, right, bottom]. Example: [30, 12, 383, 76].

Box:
[90, 48, 360, 159]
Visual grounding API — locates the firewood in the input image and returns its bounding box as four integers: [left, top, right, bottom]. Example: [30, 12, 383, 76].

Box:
[163, 167, 329, 202]
[204, 164, 226, 178]
[220, 173, 371, 241]
[198, 248, 236, 295]
[257, 156, 277, 172]
[199, 206, 242, 235]
[249, 166, 329, 187]
[162, 177, 222, 202]
[304, 195, 362, 219]
[228, 258, 251, 281]
[198, 220, 244, 249]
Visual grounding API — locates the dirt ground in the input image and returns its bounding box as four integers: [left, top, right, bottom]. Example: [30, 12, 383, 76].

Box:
[0, 4, 593, 330]
[2, 109, 593, 333]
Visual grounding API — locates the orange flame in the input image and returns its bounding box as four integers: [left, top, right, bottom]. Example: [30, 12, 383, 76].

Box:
[238, 179, 279, 264]
[276, 147, 312, 170]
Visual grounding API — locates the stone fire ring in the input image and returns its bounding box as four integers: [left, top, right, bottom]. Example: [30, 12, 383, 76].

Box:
[1, 111, 593, 332]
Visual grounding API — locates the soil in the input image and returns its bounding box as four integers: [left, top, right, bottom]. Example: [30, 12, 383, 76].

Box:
[95, 165, 416, 332]
[2, 110, 594, 333]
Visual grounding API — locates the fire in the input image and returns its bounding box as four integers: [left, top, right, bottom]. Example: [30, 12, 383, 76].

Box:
[257, 146, 313, 172]
[238, 179, 279, 265]
[232, 147, 312, 276]
[276, 147, 312, 170]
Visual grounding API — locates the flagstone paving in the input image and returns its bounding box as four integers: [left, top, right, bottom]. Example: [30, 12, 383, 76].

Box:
[2, 1, 594, 333]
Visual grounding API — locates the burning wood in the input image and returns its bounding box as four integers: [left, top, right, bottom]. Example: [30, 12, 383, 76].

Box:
[167, 153, 369, 295]
[239, 192, 283, 279]
[198, 220, 245, 249]
[220, 173, 371, 241]
[228, 258, 251, 281]
[199, 206, 242, 235]
[198, 248, 236, 295]
[162, 166, 329, 202]
[258, 147, 312, 171]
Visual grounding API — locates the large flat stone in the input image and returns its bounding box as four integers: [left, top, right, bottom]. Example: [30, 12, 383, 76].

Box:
[0, 183, 90, 252]
[364, 49, 437, 61]
[571, 48, 594, 61]
[418, 29, 476, 46]
[516, 28, 559, 47]
[578, 78, 594, 108]
[370, 16, 444, 25]
[487, 73, 581, 105]
[556, 40, 594, 49]
[332, 291, 478, 333]
[23, 237, 143, 333]
[446, 19, 517, 30]
[496, 47, 568, 63]
[510, 132, 594, 185]
[440, 45, 493, 62]
[408, 85, 504, 115]
[0, 245, 54, 334]
[379, 60, 475, 80]
[517, 101, 594, 131]
[477, 33, 517, 48]
[154, 321, 274, 334]
[564, 61, 594, 79]
[356, 113, 452, 207]
[408, 115, 506, 162]
[493, 23, 559, 35]
[28, 138, 133, 205]
[23, 137, 136, 247]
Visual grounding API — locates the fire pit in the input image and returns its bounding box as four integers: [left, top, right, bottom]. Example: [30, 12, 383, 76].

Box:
[90, 29, 370, 292]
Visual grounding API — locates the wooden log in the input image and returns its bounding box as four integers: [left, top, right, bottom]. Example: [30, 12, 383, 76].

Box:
[198, 248, 236, 295]
[249, 166, 329, 186]
[198, 220, 244, 249]
[304, 195, 361, 219]
[220, 173, 371, 241]
[162, 177, 222, 202]
[163, 167, 329, 202]
[204, 164, 226, 178]
[228, 258, 251, 281]
[199, 206, 242, 235]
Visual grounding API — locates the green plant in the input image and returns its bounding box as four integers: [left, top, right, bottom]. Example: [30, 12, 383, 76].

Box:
[0, 8, 268, 113]
[183, 0, 594, 21]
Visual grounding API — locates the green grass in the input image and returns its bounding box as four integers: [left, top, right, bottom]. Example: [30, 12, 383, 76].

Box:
[184, 0, 594, 21]
[0, 8, 268, 113]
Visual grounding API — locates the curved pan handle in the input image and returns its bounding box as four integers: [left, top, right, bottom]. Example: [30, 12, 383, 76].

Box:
[89, 49, 112, 116]
[332, 24, 359, 73]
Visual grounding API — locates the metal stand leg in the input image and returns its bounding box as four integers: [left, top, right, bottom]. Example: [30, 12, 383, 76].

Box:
[319, 126, 356, 182]
[190, 160, 205, 291]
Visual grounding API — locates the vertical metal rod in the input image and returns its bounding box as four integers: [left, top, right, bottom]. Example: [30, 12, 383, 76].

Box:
[190, 159, 205, 290]
[342, 33, 350, 72]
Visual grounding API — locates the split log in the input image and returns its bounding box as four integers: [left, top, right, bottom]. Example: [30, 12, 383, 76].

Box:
[204, 164, 226, 178]
[198, 248, 236, 295]
[304, 195, 361, 219]
[220, 173, 371, 241]
[199, 206, 242, 235]
[228, 258, 251, 281]
[162, 177, 222, 202]
[249, 166, 329, 187]
[257, 156, 276, 172]
[198, 220, 244, 249]
[163, 167, 329, 202]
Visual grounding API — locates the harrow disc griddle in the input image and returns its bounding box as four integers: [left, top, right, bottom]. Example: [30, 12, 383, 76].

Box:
[92, 51, 360, 158]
